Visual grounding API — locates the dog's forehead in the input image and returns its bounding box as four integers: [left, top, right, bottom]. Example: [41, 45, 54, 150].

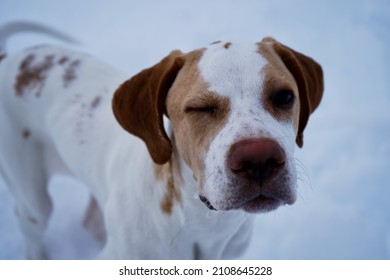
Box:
[198, 41, 267, 99]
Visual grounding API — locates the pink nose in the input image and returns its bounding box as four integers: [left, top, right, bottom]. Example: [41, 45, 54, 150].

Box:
[229, 139, 286, 182]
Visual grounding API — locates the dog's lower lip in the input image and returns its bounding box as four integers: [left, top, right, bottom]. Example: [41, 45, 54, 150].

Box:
[240, 194, 282, 213]
[250, 194, 277, 205]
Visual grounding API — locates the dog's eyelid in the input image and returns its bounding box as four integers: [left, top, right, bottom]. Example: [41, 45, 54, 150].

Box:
[184, 98, 218, 114]
[184, 105, 218, 114]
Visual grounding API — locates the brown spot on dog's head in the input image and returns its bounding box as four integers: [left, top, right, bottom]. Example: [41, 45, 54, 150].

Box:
[63, 59, 81, 88]
[258, 37, 324, 147]
[256, 43, 300, 126]
[15, 54, 55, 97]
[22, 129, 31, 139]
[166, 49, 231, 190]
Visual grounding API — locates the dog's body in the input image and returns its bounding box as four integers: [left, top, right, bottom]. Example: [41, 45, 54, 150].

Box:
[0, 23, 323, 259]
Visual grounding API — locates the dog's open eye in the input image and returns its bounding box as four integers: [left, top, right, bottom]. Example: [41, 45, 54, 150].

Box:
[271, 90, 294, 109]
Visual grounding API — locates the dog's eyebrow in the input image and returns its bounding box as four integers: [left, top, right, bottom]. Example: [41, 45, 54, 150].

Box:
[185, 95, 219, 108]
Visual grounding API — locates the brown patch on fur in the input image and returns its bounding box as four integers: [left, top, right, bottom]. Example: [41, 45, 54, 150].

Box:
[83, 197, 107, 245]
[63, 59, 81, 88]
[166, 49, 230, 190]
[91, 96, 101, 108]
[257, 43, 299, 124]
[28, 217, 38, 224]
[22, 129, 31, 139]
[155, 152, 183, 214]
[258, 38, 324, 147]
[223, 42, 232, 49]
[15, 54, 55, 97]
[58, 56, 69, 65]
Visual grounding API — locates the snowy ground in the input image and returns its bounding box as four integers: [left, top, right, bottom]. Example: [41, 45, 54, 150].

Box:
[0, 0, 389, 259]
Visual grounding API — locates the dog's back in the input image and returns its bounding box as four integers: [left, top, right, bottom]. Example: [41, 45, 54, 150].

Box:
[0, 26, 127, 258]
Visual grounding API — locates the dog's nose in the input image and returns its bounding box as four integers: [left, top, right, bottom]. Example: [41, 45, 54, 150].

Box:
[229, 139, 286, 182]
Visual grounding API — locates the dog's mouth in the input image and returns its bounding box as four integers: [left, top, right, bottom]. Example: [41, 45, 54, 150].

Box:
[199, 195, 217, 211]
[199, 192, 294, 213]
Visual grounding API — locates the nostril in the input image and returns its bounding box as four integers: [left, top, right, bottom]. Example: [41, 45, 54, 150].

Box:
[265, 157, 285, 177]
[232, 159, 284, 181]
[230, 160, 253, 173]
[266, 157, 285, 169]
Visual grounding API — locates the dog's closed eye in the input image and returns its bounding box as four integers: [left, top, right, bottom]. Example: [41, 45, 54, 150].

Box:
[184, 97, 220, 117]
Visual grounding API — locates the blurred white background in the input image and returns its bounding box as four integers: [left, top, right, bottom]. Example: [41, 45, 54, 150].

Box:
[0, 0, 389, 259]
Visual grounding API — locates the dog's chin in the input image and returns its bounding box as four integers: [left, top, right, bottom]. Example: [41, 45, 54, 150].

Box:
[239, 194, 284, 213]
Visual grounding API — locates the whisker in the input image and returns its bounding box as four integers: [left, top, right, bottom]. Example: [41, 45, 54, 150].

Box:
[296, 187, 307, 205]
[294, 158, 312, 190]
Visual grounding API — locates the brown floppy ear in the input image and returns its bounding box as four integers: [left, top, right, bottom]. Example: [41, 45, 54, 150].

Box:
[263, 37, 324, 147]
[112, 50, 185, 164]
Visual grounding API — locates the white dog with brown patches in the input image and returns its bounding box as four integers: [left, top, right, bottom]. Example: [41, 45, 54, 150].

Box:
[0, 22, 323, 259]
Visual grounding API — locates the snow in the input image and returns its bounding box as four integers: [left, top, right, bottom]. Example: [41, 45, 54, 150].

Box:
[0, 0, 389, 259]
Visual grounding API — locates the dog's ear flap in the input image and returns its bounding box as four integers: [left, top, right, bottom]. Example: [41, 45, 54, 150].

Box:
[112, 50, 185, 164]
[263, 37, 324, 147]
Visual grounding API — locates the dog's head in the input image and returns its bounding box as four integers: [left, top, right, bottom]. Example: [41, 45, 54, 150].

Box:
[112, 38, 323, 213]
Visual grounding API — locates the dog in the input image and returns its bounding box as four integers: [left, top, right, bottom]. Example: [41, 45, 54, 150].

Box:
[0, 22, 323, 259]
